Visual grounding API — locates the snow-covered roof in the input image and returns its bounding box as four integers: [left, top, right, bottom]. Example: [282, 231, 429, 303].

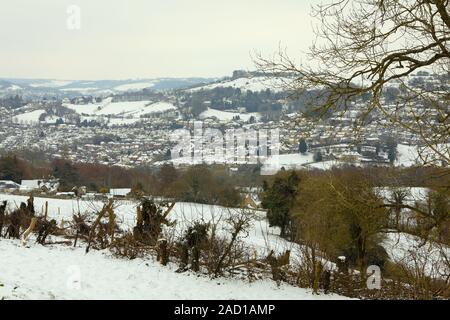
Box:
[20, 179, 60, 191]
[110, 188, 132, 197]
[20, 180, 41, 189]
[0, 180, 20, 189]
[56, 192, 75, 197]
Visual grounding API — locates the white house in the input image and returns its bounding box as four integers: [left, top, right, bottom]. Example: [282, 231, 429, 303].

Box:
[20, 180, 40, 190]
[20, 179, 60, 192]
[0, 180, 21, 191]
[109, 188, 132, 198]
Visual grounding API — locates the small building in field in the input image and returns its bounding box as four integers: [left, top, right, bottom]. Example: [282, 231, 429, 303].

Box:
[72, 186, 87, 197]
[0, 180, 20, 192]
[109, 188, 132, 198]
[20, 179, 60, 192]
[56, 191, 76, 198]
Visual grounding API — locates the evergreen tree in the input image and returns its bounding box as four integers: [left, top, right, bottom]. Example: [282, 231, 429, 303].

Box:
[388, 147, 396, 164]
[298, 139, 308, 154]
[313, 151, 323, 162]
[261, 171, 299, 238]
[158, 163, 179, 191]
[190, 94, 206, 117]
[0, 155, 22, 182]
[52, 160, 80, 191]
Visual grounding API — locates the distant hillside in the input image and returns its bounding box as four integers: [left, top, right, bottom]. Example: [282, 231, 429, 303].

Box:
[187, 71, 293, 93]
[0, 77, 217, 98]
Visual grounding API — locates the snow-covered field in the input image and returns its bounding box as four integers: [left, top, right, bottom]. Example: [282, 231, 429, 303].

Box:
[29, 80, 74, 88]
[377, 187, 450, 278]
[0, 239, 347, 300]
[396, 144, 420, 167]
[113, 81, 155, 92]
[261, 153, 345, 174]
[396, 143, 449, 167]
[64, 99, 176, 117]
[1, 191, 446, 299]
[260, 143, 441, 174]
[61, 99, 177, 126]
[106, 117, 144, 126]
[261, 153, 314, 173]
[190, 77, 289, 93]
[13, 109, 46, 124]
[377, 187, 429, 207]
[0, 193, 349, 300]
[200, 108, 261, 122]
[383, 232, 450, 278]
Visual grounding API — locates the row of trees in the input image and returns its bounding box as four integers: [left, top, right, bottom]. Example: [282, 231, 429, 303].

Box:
[180, 87, 286, 120]
[0, 154, 24, 182]
[0, 155, 241, 207]
[156, 164, 241, 207]
[0, 154, 48, 182]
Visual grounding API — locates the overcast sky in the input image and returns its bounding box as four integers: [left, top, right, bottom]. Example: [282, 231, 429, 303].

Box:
[0, 0, 318, 80]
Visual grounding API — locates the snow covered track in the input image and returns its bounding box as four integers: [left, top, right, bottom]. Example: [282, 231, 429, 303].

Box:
[0, 239, 348, 300]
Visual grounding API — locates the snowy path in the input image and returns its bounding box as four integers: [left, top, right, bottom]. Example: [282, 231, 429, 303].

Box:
[0, 239, 348, 300]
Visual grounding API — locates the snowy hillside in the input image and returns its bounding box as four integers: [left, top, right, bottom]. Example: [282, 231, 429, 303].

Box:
[261, 153, 345, 174]
[383, 232, 450, 279]
[0, 239, 347, 300]
[0, 194, 303, 259]
[396, 143, 449, 167]
[12, 109, 46, 124]
[64, 99, 176, 117]
[0, 77, 216, 98]
[396, 144, 420, 167]
[199, 108, 261, 122]
[189, 76, 290, 93]
[29, 80, 74, 88]
[113, 81, 157, 92]
[0, 193, 350, 300]
[8, 99, 178, 127]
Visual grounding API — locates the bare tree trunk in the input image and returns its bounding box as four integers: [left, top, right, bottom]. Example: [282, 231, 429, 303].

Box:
[192, 246, 200, 272]
[158, 239, 169, 266]
[86, 200, 113, 253]
[44, 201, 48, 220]
[181, 243, 189, 267]
[0, 201, 6, 237]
